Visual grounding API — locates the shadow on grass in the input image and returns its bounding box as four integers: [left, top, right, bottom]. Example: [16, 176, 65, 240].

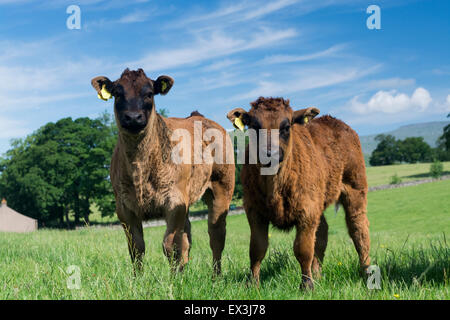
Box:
[404, 171, 450, 179]
[260, 249, 297, 283]
[375, 236, 449, 287]
[223, 247, 296, 285]
[223, 237, 449, 291]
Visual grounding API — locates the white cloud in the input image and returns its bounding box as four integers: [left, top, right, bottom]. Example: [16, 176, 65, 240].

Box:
[447, 94, 450, 106]
[349, 87, 432, 114]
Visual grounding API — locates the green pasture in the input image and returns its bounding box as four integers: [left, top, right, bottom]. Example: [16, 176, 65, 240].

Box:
[0, 178, 448, 299]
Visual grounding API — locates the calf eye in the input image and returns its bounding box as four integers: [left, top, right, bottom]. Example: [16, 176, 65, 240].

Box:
[249, 118, 262, 130]
[280, 123, 291, 139]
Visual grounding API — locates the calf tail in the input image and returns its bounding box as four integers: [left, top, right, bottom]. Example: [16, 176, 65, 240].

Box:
[334, 202, 341, 217]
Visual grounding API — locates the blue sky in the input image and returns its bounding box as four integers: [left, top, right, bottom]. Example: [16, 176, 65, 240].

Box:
[0, 0, 449, 155]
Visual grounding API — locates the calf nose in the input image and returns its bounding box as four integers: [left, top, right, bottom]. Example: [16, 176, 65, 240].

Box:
[124, 111, 145, 126]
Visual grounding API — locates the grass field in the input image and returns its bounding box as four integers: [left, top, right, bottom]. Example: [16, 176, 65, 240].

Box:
[366, 161, 450, 187]
[0, 178, 448, 300]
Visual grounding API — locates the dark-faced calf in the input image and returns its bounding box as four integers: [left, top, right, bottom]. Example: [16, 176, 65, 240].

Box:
[91, 69, 235, 274]
[227, 97, 370, 289]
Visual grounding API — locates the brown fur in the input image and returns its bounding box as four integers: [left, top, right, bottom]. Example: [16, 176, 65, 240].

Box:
[188, 110, 204, 117]
[227, 97, 370, 289]
[92, 69, 234, 275]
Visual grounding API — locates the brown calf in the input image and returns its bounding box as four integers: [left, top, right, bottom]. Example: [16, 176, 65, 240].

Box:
[227, 97, 370, 289]
[91, 69, 234, 274]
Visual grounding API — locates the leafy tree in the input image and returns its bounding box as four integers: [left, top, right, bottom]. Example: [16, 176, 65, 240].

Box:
[430, 160, 444, 179]
[436, 113, 450, 161]
[398, 137, 432, 163]
[389, 173, 402, 185]
[0, 114, 116, 228]
[158, 108, 169, 117]
[369, 134, 400, 166]
[370, 134, 435, 166]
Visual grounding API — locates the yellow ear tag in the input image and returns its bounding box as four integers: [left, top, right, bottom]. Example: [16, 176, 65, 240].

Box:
[161, 81, 167, 93]
[234, 117, 245, 131]
[304, 117, 309, 124]
[98, 84, 112, 101]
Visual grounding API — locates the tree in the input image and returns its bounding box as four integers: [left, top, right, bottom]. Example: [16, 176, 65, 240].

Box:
[398, 137, 432, 163]
[369, 134, 400, 166]
[430, 160, 444, 179]
[0, 114, 116, 228]
[158, 108, 169, 117]
[436, 113, 450, 161]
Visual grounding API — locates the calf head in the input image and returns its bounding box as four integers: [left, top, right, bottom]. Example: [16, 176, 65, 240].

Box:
[91, 68, 174, 134]
[227, 97, 319, 164]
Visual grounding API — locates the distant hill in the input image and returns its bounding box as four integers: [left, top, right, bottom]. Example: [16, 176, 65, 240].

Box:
[359, 121, 449, 156]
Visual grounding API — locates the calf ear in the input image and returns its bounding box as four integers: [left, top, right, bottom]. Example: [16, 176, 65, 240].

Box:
[154, 75, 174, 95]
[227, 108, 249, 131]
[292, 107, 320, 125]
[91, 76, 114, 101]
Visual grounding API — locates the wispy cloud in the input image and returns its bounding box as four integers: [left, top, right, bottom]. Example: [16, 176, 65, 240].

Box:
[259, 44, 345, 65]
[242, 0, 299, 21]
[202, 59, 241, 72]
[0, 115, 29, 139]
[118, 10, 152, 23]
[366, 77, 416, 90]
[0, 37, 112, 112]
[128, 28, 297, 72]
[175, 0, 299, 27]
[231, 64, 381, 101]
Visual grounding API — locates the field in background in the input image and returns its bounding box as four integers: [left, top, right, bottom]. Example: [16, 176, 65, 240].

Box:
[88, 161, 450, 224]
[366, 161, 450, 187]
[0, 179, 448, 299]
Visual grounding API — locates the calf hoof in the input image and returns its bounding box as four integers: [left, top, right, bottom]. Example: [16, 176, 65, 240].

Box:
[212, 264, 222, 278]
[360, 265, 370, 279]
[300, 277, 314, 290]
[312, 266, 323, 280]
[211, 270, 222, 281]
[245, 275, 260, 289]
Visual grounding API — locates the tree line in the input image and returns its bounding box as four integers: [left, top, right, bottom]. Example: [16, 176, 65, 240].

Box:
[0, 113, 117, 228]
[370, 113, 450, 166]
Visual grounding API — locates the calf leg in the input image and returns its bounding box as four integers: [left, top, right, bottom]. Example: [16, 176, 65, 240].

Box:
[204, 185, 230, 276]
[163, 205, 190, 272]
[312, 214, 328, 278]
[340, 186, 371, 273]
[119, 212, 145, 274]
[248, 212, 269, 286]
[294, 220, 319, 290]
